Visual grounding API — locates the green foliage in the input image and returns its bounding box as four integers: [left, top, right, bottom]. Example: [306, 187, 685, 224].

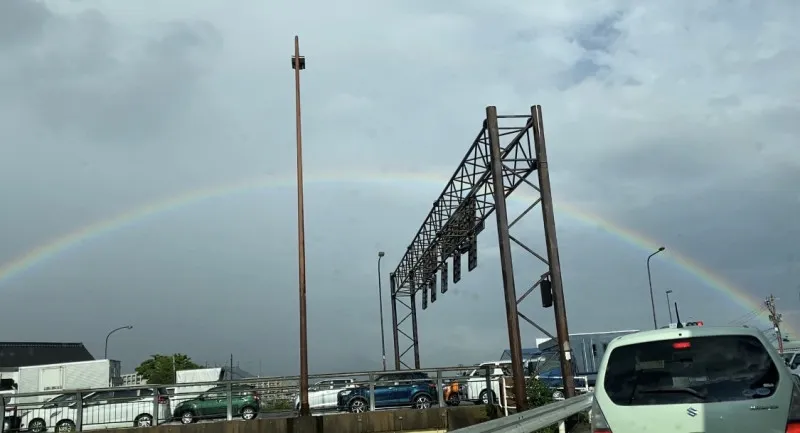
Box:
[526, 377, 558, 433]
[262, 399, 293, 412]
[135, 354, 201, 385]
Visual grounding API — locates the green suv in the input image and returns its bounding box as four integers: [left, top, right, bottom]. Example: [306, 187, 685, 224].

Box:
[173, 384, 261, 424]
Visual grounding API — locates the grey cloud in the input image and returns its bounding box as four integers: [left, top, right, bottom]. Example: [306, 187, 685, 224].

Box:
[3, 6, 222, 148]
[1, 0, 799, 375]
[0, 0, 52, 48]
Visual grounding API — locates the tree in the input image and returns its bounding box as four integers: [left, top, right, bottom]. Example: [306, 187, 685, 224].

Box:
[526, 377, 558, 433]
[135, 354, 202, 385]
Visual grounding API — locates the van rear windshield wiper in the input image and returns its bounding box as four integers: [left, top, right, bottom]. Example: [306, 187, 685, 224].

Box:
[639, 387, 708, 400]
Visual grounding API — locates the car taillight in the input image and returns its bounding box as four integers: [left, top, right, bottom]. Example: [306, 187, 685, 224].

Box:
[158, 396, 168, 404]
[591, 399, 612, 433]
[786, 383, 800, 433]
[672, 341, 691, 350]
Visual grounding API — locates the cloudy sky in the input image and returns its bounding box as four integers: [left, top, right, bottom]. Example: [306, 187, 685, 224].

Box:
[1, 0, 798, 377]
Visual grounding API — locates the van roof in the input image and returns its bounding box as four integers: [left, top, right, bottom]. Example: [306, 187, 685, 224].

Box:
[607, 326, 763, 349]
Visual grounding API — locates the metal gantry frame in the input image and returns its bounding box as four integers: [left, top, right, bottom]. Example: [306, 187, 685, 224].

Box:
[388, 105, 577, 409]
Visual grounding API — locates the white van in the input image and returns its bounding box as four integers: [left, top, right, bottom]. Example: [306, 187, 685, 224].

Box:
[783, 350, 800, 375]
[591, 326, 800, 433]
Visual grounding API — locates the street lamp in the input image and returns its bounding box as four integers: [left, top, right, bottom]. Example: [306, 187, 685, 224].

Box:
[377, 252, 387, 371]
[104, 325, 133, 359]
[646, 246, 665, 329]
[665, 290, 674, 324]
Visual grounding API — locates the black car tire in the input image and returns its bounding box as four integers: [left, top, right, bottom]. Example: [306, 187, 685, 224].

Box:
[241, 406, 257, 420]
[179, 410, 196, 424]
[28, 418, 46, 433]
[412, 393, 432, 409]
[478, 389, 497, 404]
[348, 398, 368, 413]
[134, 414, 154, 428]
[446, 393, 460, 406]
[54, 420, 76, 433]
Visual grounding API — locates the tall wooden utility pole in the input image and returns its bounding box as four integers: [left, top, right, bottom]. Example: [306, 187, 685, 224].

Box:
[765, 294, 784, 354]
[291, 35, 310, 417]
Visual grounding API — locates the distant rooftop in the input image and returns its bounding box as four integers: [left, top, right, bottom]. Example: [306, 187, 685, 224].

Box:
[0, 342, 95, 368]
[499, 348, 542, 361]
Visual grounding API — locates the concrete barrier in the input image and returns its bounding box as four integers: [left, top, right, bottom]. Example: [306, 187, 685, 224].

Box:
[118, 406, 499, 433]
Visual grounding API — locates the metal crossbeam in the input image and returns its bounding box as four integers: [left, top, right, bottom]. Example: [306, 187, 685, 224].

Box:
[388, 105, 576, 411]
[392, 115, 537, 295]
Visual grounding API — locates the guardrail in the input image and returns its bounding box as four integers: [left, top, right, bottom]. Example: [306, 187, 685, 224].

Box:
[450, 393, 593, 433]
[1, 365, 495, 432]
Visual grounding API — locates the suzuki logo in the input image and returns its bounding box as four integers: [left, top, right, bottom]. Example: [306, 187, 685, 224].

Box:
[687, 407, 698, 417]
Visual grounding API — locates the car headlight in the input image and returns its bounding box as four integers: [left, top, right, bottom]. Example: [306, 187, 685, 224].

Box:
[4, 421, 10, 431]
[338, 390, 352, 397]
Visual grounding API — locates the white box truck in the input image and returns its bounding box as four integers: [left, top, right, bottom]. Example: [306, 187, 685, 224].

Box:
[16, 360, 122, 404]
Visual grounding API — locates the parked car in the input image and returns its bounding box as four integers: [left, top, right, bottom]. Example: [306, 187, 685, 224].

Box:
[459, 361, 513, 404]
[442, 379, 461, 406]
[18, 388, 171, 431]
[172, 384, 260, 424]
[15, 393, 79, 432]
[336, 372, 438, 413]
[535, 375, 591, 400]
[592, 326, 799, 433]
[294, 379, 356, 412]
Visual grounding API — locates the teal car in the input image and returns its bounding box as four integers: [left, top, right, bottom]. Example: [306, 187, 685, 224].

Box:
[172, 384, 260, 424]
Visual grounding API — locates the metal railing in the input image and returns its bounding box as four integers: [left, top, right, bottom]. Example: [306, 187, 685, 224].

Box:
[450, 393, 593, 433]
[1, 365, 589, 432]
[1, 365, 495, 432]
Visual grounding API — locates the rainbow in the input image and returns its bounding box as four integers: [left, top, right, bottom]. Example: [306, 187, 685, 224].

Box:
[0, 171, 786, 335]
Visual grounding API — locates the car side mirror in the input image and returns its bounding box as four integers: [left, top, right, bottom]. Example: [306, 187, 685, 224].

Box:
[197, 396, 205, 401]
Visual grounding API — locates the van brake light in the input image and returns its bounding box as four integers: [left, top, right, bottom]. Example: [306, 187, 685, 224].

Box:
[673, 341, 691, 350]
[591, 399, 612, 433]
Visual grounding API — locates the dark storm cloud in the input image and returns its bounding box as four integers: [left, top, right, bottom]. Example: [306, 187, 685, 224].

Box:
[0, 0, 51, 47]
[1, 3, 222, 148]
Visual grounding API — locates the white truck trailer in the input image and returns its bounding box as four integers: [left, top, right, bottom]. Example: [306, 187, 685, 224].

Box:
[15, 360, 122, 404]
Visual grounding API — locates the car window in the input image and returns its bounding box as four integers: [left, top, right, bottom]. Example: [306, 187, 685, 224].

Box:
[603, 335, 780, 406]
[0, 379, 15, 392]
[48, 394, 76, 403]
[113, 390, 140, 402]
[85, 391, 114, 403]
[375, 374, 398, 383]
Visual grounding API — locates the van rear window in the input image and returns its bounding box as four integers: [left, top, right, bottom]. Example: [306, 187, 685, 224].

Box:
[603, 335, 779, 406]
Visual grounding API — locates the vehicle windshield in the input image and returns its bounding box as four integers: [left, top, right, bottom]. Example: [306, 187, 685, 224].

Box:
[603, 335, 779, 406]
[47, 394, 76, 403]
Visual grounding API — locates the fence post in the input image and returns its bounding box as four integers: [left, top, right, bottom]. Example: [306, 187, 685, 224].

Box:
[500, 377, 508, 416]
[75, 391, 83, 432]
[151, 386, 159, 426]
[368, 373, 376, 411]
[436, 370, 445, 408]
[1, 394, 5, 433]
[484, 366, 492, 405]
[226, 382, 233, 421]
